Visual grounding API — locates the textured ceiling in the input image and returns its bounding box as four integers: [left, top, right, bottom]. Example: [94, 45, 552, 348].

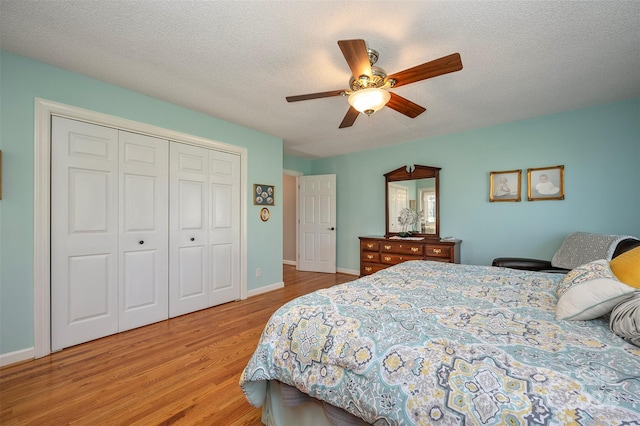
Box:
[1, 1, 638, 159]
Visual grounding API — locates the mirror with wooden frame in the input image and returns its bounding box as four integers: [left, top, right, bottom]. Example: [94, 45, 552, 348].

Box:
[385, 164, 440, 238]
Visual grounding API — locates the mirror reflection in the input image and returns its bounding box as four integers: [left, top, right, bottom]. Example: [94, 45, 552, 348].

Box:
[388, 179, 436, 234]
[385, 165, 440, 238]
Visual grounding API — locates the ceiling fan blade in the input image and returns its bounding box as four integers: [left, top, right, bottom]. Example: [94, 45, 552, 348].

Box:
[286, 90, 345, 102]
[337, 39, 372, 79]
[339, 106, 359, 128]
[386, 92, 426, 118]
[388, 53, 463, 88]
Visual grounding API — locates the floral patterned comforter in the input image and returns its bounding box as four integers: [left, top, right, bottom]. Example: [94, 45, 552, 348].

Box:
[240, 261, 640, 425]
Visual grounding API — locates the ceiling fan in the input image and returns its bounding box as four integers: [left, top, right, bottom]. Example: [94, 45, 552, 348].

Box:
[286, 39, 463, 128]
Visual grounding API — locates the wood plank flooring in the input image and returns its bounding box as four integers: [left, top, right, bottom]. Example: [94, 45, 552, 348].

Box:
[0, 265, 357, 425]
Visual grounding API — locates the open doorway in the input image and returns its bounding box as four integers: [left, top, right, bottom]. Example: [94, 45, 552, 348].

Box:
[283, 171, 301, 266]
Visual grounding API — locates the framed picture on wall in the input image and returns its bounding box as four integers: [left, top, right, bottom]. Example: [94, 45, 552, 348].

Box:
[527, 165, 564, 201]
[260, 207, 270, 222]
[253, 184, 275, 205]
[489, 169, 521, 202]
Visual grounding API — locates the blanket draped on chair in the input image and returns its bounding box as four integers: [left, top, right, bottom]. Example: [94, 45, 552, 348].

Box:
[551, 232, 639, 269]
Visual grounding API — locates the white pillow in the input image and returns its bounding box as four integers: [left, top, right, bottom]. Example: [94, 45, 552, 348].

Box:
[610, 291, 640, 347]
[556, 259, 635, 320]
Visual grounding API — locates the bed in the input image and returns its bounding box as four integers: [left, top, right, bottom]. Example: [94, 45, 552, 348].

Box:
[240, 261, 640, 425]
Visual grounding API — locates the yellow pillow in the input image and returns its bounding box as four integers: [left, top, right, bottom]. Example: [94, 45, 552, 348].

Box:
[610, 246, 640, 288]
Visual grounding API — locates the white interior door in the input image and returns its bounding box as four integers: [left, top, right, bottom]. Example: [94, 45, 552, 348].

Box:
[298, 174, 336, 273]
[118, 131, 169, 331]
[169, 142, 209, 317]
[208, 150, 241, 305]
[51, 117, 119, 351]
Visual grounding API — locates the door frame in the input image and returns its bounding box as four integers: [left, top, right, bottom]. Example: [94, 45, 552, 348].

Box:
[34, 98, 248, 358]
[283, 169, 302, 268]
[296, 174, 337, 273]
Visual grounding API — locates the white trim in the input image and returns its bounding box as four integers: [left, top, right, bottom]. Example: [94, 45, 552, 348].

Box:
[34, 101, 52, 358]
[0, 347, 35, 367]
[337, 267, 359, 276]
[282, 169, 302, 269]
[34, 98, 248, 358]
[283, 169, 303, 177]
[247, 281, 284, 297]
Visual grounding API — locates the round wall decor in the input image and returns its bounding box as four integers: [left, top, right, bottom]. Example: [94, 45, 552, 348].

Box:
[260, 207, 270, 222]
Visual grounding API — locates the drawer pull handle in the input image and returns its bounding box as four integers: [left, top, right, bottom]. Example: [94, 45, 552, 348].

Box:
[384, 245, 392, 250]
[411, 247, 419, 252]
[365, 267, 372, 272]
[399, 256, 404, 260]
[366, 254, 373, 259]
[366, 243, 374, 248]
[432, 248, 442, 254]
[384, 256, 392, 261]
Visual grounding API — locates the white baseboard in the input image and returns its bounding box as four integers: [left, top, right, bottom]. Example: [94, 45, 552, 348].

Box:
[283, 259, 296, 266]
[247, 281, 284, 297]
[0, 347, 35, 367]
[248, 266, 357, 299]
[337, 267, 359, 276]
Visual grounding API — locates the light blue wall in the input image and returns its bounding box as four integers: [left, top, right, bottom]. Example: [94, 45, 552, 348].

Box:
[283, 155, 312, 175]
[0, 51, 283, 355]
[296, 98, 639, 271]
[2, 49, 637, 358]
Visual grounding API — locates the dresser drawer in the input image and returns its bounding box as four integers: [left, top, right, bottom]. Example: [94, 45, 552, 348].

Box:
[361, 263, 385, 276]
[361, 251, 380, 262]
[361, 240, 380, 252]
[425, 244, 451, 259]
[380, 242, 424, 255]
[380, 253, 423, 265]
[359, 236, 461, 277]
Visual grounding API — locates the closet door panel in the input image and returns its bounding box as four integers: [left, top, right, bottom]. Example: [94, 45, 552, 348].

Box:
[178, 246, 206, 297]
[170, 142, 209, 317]
[118, 131, 169, 331]
[68, 254, 111, 321]
[208, 150, 241, 305]
[210, 243, 232, 292]
[179, 180, 205, 229]
[51, 117, 119, 351]
[122, 250, 157, 308]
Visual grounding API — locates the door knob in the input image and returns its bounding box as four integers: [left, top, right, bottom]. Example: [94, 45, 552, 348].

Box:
[190, 237, 195, 241]
[328, 227, 335, 230]
[139, 240, 144, 245]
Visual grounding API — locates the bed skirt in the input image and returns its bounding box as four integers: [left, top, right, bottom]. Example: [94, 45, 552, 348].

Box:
[262, 380, 369, 426]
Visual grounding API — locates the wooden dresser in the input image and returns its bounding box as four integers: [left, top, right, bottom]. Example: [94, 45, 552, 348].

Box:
[359, 236, 461, 276]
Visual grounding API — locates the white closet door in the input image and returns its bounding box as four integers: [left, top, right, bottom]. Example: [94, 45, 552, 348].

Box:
[118, 131, 169, 331]
[208, 150, 241, 305]
[169, 142, 209, 317]
[51, 117, 119, 351]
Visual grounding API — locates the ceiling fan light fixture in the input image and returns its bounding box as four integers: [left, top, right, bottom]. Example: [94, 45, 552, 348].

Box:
[348, 87, 391, 116]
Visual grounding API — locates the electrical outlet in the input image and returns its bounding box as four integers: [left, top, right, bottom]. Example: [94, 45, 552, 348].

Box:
[256, 267, 262, 277]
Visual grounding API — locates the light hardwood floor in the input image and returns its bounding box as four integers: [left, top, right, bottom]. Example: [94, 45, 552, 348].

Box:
[0, 265, 357, 425]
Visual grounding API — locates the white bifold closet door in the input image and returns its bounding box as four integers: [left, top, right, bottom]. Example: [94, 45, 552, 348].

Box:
[169, 142, 240, 318]
[51, 117, 240, 350]
[51, 117, 169, 351]
[118, 131, 169, 331]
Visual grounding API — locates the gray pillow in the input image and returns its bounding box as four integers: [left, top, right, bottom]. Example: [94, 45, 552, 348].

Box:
[610, 291, 640, 347]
